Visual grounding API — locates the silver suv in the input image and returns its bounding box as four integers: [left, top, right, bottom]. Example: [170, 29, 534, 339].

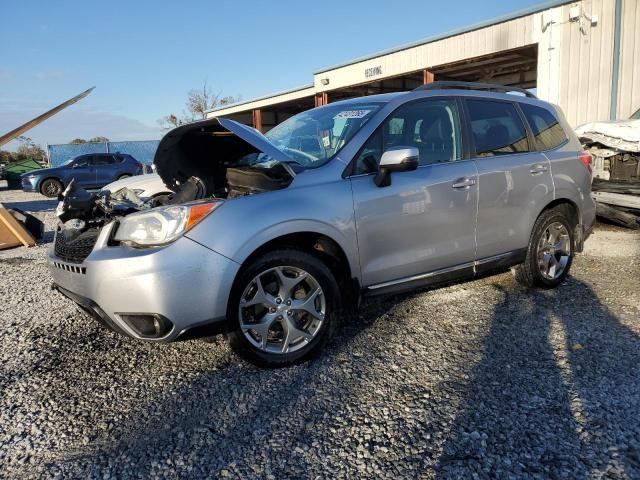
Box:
[49, 82, 595, 366]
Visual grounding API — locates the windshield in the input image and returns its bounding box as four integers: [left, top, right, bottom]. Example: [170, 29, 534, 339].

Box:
[262, 103, 383, 168]
[631, 108, 640, 120]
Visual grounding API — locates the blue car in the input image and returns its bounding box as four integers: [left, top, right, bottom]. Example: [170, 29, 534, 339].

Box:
[21, 153, 143, 197]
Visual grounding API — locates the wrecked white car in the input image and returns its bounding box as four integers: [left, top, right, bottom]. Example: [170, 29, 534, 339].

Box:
[576, 108, 640, 229]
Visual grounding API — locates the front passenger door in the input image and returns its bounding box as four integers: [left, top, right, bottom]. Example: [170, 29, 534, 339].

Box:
[350, 98, 478, 288]
[69, 156, 94, 187]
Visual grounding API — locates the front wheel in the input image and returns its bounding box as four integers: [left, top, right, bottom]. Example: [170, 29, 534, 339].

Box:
[512, 206, 575, 288]
[227, 249, 340, 367]
[40, 178, 63, 197]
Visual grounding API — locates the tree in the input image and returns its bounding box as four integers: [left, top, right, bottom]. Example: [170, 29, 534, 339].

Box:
[15, 136, 45, 161]
[70, 136, 109, 144]
[159, 82, 238, 130]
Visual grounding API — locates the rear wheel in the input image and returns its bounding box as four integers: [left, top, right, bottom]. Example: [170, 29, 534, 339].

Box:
[512, 206, 575, 288]
[227, 249, 339, 367]
[40, 178, 63, 197]
[117, 174, 131, 180]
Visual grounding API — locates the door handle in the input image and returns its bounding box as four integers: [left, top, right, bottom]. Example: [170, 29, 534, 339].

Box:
[452, 177, 476, 189]
[529, 164, 548, 175]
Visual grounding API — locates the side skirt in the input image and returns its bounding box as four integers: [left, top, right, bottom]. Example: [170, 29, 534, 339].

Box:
[363, 249, 527, 297]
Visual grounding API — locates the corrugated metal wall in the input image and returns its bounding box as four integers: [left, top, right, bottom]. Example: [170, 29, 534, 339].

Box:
[312, 16, 536, 93]
[214, 0, 635, 128]
[618, 0, 640, 119]
[548, 0, 616, 126]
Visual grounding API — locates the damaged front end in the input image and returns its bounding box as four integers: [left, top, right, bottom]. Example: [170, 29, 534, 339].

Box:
[576, 118, 640, 229]
[53, 118, 297, 262]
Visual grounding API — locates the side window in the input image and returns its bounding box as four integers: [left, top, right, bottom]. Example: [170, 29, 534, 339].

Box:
[466, 100, 529, 157]
[353, 99, 462, 174]
[520, 103, 567, 150]
[109, 155, 124, 164]
[74, 156, 90, 167]
[91, 156, 110, 166]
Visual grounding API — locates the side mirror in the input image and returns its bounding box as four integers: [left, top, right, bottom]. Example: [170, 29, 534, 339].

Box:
[374, 146, 419, 187]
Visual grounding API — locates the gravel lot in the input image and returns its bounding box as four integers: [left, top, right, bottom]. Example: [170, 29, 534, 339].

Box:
[1, 184, 639, 479]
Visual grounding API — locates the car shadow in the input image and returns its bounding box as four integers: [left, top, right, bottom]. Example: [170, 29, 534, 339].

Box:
[435, 278, 640, 479]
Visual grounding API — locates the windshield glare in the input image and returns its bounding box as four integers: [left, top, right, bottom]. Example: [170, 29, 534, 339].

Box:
[263, 103, 383, 168]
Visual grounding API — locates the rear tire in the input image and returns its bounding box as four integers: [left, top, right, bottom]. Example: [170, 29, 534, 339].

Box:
[512, 206, 575, 288]
[227, 249, 340, 367]
[40, 178, 63, 197]
[117, 174, 131, 180]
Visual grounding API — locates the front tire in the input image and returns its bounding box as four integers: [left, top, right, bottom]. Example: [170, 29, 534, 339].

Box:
[40, 178, 63, 197]
[227, 249, 340, 367]
[512, 206, 575, 288]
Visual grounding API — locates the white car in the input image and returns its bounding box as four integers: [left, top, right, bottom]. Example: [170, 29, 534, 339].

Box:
[101, 173, 171, 200]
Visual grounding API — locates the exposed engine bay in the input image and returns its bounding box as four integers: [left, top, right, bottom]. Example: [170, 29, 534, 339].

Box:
[54, 118, 298, 261]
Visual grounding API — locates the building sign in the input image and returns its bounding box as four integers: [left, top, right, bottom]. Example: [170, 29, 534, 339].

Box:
[365, 65, 383, 79]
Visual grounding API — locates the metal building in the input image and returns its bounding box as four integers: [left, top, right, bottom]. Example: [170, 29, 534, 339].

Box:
[207, 0, 638, 130]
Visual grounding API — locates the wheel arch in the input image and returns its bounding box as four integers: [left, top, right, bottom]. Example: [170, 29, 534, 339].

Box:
[232, 230, 360, 308]
[537, 197, 580, 227]
[37, 176, 63, 194]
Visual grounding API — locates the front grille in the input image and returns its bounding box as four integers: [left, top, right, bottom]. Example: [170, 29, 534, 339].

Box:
[54, 227, 100, 264]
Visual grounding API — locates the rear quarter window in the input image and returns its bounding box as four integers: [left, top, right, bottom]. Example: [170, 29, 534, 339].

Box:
[520, 103, 567, 150]
[466, 99, 529, 157]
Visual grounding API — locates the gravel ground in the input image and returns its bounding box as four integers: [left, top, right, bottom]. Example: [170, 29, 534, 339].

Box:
[1, 184, 639, 479]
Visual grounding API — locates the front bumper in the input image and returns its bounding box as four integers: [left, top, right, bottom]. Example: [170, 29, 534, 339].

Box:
[21, 176, 38, 192]
[48, 222, 240, 342]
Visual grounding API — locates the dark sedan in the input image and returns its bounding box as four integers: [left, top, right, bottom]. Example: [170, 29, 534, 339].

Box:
[21, 153, 143, 197]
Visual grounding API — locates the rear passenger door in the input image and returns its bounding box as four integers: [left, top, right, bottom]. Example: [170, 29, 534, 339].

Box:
[466, 98, 554, 260]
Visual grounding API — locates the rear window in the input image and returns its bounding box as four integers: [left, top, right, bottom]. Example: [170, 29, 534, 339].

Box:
[466, 99, 529, 157]
[520, 103, 567, 150]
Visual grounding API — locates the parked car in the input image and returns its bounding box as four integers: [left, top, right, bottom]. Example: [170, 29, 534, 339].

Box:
[49, 81, 595, 367]
[101, 172, 171, 200]
[21, 153, 142, 197]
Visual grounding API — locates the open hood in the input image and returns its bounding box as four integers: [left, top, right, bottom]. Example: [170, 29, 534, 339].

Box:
[154, 117, 295, 194]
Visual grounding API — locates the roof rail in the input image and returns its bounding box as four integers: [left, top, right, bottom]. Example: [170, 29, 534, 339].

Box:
[414, 81, 537, 98]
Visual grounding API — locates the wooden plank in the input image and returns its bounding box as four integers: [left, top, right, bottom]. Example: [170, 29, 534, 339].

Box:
[0, 207, 36, 249]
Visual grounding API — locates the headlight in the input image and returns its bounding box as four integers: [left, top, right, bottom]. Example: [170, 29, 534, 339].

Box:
[113, 201, 221, 247]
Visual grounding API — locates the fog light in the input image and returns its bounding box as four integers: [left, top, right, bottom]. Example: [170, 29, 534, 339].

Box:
[119, 314, 173, 338]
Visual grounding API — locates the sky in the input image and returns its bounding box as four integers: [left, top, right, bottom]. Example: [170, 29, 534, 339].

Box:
[1, 0, 543, 150]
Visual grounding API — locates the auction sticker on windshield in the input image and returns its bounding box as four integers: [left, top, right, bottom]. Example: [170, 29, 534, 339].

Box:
[335, 110, 371, 119]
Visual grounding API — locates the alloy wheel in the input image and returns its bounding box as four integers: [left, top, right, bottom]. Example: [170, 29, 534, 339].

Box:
[536, 221, 571, 280]
[44, 181, 61, 196]
[238, 266, 326, 354]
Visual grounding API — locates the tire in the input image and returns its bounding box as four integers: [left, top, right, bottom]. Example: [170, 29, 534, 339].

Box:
[40, 178, 63, 197]
[227, 249, 340, 367]
[512, 206, 575, 288]
[117, 174, 131, 180]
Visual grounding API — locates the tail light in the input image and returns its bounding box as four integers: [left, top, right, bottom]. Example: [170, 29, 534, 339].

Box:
[579, 151, 592, 175]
